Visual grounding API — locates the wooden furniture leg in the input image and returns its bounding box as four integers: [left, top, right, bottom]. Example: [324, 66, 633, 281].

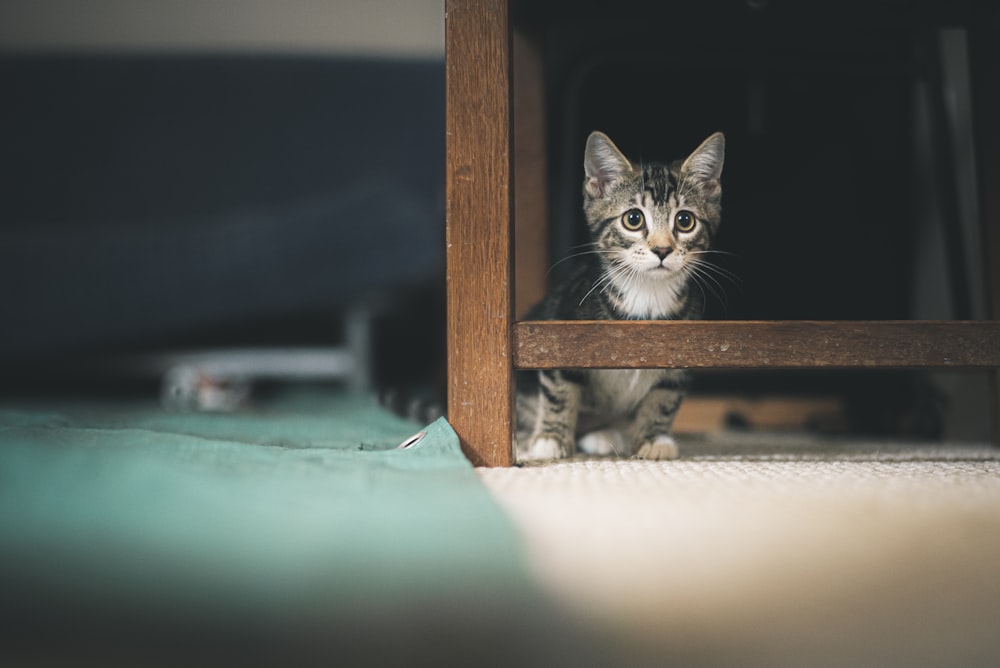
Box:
[445, 0, 514, 467]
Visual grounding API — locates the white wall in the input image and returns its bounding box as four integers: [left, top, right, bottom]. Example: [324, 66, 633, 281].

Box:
[0, 0, 444, 57]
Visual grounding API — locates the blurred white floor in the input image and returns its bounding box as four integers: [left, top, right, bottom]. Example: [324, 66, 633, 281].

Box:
[478, 435, 1000, 667]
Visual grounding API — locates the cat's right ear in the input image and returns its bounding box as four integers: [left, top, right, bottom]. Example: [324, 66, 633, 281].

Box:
[584, 131, 633, 198]
[681, 132, 725, 183]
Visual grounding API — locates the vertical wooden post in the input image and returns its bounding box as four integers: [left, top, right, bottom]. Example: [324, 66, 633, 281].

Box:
[445, 0, 514, 467]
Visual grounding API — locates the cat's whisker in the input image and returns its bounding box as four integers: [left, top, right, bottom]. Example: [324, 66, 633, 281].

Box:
[583, 259, 635, 306]
[601, 262, 633, 290]
[689, 249, 739, 260]
[580, 262, 625, 306]
[682, 261, 711, 307]
[687, 266, 729, 309]
[688, 258, 735, 291]
[685, 275, 723, 316]
[617, 263, 641, 296]
[690, 263, 730, 292]
[684, 256, 742, 314]
[547, 248, 615, 276]
[687, 252, 743, 287]
[695, 263, 743, 292]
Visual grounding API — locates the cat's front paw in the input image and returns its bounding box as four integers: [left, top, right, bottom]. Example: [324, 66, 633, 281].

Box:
[520, 436, 570, 462]
[578, 429, 627, 456]
[636, 436, 679, 461]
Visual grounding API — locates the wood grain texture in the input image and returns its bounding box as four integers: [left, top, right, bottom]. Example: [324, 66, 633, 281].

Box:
[445, 0, 514, 467]
[514, 321, 1000, 370]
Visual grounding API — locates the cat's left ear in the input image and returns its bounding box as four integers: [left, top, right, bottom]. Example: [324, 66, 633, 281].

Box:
[584, 131, 633, 198]
[681, 132, 725, 184]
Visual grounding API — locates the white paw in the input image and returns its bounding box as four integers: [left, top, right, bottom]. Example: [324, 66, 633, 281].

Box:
[636, 436, 679, 460]
[578, 429, 626, 456]
[521, 437, 564, 461]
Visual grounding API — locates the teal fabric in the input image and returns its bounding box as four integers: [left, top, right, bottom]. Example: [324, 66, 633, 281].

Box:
[0, 389, 531, 625]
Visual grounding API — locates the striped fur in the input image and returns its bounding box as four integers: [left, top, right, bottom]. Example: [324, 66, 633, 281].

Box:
[516, 131, 725, 461]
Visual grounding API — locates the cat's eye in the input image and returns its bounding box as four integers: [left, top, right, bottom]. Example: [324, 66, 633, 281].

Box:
[621, 209, 645, 231]
[674, 210, 697, 233]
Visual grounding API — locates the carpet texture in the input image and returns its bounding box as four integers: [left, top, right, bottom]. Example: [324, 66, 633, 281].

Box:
[478, 434, 1000, 667]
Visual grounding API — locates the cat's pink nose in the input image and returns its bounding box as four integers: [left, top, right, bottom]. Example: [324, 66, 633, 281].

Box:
[651, 246, 672, 260]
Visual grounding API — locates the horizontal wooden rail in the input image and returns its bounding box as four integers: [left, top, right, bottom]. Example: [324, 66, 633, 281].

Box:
[513, 320, 1000, 370]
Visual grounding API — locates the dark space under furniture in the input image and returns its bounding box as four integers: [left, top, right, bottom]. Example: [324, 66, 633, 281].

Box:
[1, 56, 445, 368]
[445, 0, 1000, 466]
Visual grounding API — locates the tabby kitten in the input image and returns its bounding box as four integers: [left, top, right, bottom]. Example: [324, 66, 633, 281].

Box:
[516, 130, 725, 462]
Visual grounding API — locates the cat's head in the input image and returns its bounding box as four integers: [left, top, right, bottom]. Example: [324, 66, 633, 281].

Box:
[582, 131, 725, 295]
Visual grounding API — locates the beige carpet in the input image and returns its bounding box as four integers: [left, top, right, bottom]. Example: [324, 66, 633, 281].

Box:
[478, 434, 1000, 667]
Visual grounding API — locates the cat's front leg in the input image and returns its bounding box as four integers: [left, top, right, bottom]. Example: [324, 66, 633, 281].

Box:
[631, 372, 688, 460]
[518, 369, 582, 461]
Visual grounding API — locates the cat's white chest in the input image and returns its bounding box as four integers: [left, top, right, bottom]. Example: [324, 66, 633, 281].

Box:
[616, 274, 685, 319]
[584, 368, 665, 415]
